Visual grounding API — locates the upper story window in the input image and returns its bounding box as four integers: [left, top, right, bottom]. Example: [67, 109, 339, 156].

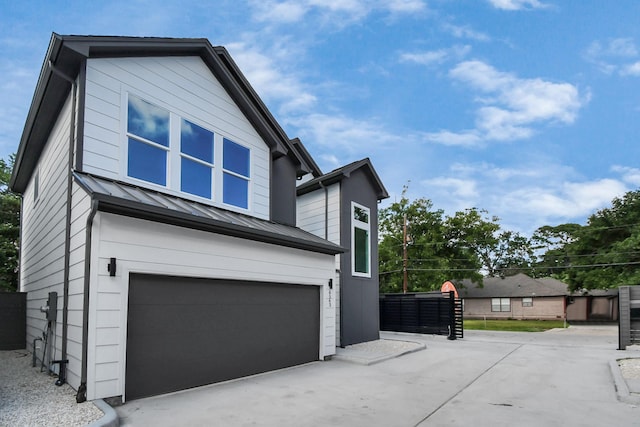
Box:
[180, 119, 214, 199]
[127, 95, 170, 186]
[223, 138, 250, 209]
[351, 202, 371, 277]
[125, 93, 250, 210]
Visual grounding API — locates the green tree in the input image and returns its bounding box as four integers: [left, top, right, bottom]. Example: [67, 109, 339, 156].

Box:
[444, 208, 534, 278]
[531, 223, 582, 279]
[378, 190, 483, 293]
[0, 154, 20, 292]
[562, 190, 640, 290]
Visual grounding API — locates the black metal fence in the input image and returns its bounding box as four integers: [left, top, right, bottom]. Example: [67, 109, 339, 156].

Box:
[0, 292, 26, 350]
[380, 291, 463, 339]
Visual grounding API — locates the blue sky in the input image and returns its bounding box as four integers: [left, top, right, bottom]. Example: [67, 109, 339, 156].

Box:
[1, 0, 639, 235]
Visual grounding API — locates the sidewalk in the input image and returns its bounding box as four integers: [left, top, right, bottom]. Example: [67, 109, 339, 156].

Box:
[116, 326, 640, 426]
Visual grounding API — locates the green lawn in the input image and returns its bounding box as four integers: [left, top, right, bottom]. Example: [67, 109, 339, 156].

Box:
[464, 319, 567, 332]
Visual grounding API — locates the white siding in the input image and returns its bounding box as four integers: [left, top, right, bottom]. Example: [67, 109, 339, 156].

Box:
[86, 213, 336, 401]
[83, 56, 270, 219]
[20, 93, 72, 380]
[296, 183, 342, 345]
[65, 183, 92, 388]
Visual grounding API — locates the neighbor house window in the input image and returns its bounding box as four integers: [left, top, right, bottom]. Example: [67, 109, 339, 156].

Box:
[351, 202, 371, 277]
[522, 297, 533, 307]
[125, 93, 250, 209]
[491, 298, 511, 312]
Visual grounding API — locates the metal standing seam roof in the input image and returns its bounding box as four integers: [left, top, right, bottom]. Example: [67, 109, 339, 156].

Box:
[73, 172, 344, 255]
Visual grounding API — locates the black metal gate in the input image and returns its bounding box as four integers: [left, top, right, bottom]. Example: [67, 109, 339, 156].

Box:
[379, 291, 463, 339]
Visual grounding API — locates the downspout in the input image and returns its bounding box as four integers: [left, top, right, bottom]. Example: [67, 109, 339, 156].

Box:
[48, 62, 76, 386]
[76, 199, 99, 403]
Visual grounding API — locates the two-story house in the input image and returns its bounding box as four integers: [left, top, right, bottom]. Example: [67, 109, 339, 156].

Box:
[10, 33, 387, 403]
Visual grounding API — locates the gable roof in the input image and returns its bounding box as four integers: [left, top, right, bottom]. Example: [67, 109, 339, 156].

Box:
[459, 273, 567, 298]
[74, 172, 343, 255]
[10, 33, 311, 193]
[296, 158, 389, 201]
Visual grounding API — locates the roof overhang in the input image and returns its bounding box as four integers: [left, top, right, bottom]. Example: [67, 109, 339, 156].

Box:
[74, 172, 343, 255]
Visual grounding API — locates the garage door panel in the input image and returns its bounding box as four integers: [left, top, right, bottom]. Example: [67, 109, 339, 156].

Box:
[126, 274, 319, 400]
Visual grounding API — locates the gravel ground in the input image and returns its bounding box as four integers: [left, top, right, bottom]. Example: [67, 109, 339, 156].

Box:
[619, 358, 640, 380]
[0, 349, 103, 427]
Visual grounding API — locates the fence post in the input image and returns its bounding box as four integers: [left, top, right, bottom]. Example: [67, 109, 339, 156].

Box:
[447, 291, 456, 340]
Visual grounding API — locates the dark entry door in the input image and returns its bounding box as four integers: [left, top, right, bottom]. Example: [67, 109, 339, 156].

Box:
[126, 274, 319, 400]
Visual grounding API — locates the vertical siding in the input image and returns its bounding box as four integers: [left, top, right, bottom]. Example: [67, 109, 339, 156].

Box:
[296, 183, 341, 345]
[20, 93, 72, 375]
[83, 56, 270, 219]
[87, 213, 336, 400]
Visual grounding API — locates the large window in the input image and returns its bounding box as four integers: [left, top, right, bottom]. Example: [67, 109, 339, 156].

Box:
[491, 298, 511, 312]
[127, 94, 169, 186]
[125, 94, 250, 209]
[180, 119, 214, 199]
[351, 202, 371, 277]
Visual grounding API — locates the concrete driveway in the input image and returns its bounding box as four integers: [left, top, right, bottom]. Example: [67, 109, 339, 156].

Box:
[116, 325, 639, 426]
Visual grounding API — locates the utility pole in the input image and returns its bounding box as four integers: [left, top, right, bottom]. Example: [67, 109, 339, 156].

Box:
[403, 213, 408, 294]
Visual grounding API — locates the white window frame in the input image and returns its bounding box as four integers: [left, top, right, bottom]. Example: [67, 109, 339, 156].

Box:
[522, 297, 533, 307]
[491, 298, 511, 312]
[351, 202, 371, 278]
[121, 91, 251, 212]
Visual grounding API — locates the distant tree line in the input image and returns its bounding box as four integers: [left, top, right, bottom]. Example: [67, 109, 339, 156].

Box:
[0, 154, 19, 292]
[379, 186, 640, 293]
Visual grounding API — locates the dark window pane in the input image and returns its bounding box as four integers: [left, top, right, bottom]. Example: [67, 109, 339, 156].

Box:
[181, 158, 211, 198]
[223, 138, 249, 177]
[127, 95, 169, 147]
[223, 173, 248, 209]
[128, 138, 166, 185]
[354, 206, 369, 223]
[181, 119, 213, 163]
[354, 227, 369, 274]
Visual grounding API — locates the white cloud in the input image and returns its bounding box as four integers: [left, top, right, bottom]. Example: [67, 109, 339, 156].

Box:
[421, 130, 482, 147]
[442, 23, 490, 42]
[486, 0, 548, 11]
[430, 60, 588, 143]
[621, 61, 640, 76]
[287, 113, 402, 152]
[512, 179, 628, 218]
[612, 165, 640, 186]
[585, 38, 640, 76]
[399, 45, 471, 66]
[248, 0, 426, 24]
[225, 41, 317, 113]
[421, 177, 477, 198]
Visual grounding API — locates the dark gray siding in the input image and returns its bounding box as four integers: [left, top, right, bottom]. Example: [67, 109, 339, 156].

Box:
[271, 154, 298, 226]
[339, 169, 380, 346]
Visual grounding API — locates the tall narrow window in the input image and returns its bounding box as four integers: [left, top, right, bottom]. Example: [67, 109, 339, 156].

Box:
[126, 94, 170, 186]
[222, 138, 250, 209]
[180, 119, 214, 198]
[352, 202, 371, 277]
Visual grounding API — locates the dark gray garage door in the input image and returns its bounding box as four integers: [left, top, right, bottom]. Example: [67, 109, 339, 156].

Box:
[126, 274, 320, 400]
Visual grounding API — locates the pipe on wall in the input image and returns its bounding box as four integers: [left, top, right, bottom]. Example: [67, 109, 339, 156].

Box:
[47, 61, 76, 384]
[76, 199, 98, 403]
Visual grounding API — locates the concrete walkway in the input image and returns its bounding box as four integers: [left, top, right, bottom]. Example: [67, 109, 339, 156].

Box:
[115, 325, 640, 426]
